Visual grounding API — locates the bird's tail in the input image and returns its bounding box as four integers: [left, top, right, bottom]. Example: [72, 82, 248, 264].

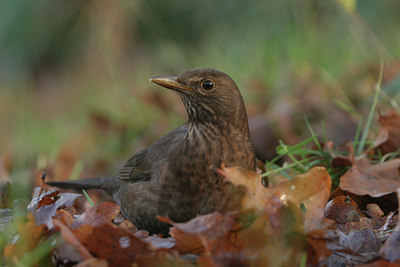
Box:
[46, 177, 115, 191]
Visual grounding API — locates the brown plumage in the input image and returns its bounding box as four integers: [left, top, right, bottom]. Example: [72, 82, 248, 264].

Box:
[47, 68, 258, 236]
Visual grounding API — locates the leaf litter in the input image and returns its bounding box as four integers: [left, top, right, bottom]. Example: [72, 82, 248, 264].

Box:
[2, 110, 400, 266]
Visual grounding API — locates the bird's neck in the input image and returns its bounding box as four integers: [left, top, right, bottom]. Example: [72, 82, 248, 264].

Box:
[185, 119, 256, 171]
[186, 119, 252, 145]
[180, 94, 252, 144]
[183, 104, 251, 135]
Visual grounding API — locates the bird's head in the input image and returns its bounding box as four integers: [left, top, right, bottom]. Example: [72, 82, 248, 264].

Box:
[150, 68, 249, 131]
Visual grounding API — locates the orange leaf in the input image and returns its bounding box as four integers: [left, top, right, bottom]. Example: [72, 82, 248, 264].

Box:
[222, 166, 332, 232]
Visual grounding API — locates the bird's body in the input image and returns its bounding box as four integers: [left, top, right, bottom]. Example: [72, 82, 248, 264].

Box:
[48, 69, 258, 236]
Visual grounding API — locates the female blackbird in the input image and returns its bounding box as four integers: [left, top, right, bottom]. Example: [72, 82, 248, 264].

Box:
[47, 68, 258, 236]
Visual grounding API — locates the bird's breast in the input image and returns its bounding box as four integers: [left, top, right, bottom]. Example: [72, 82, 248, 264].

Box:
[171, 125, 256, 178]
[152, 124, 256, 221]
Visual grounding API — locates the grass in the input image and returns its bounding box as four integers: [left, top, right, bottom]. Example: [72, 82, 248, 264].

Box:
[82, 189, 95, 207]
[262, 62, 398, 186]
[356, 61, 384, 155]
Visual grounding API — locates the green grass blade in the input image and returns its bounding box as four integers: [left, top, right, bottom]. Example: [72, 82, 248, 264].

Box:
[304, 116, 321, 150]
[271, 135, 319, 164]
[82, 189, 94, 207]
[356, 61, 384, 155]
[353, 120, 363, 151]
[263, 157, 319, 177]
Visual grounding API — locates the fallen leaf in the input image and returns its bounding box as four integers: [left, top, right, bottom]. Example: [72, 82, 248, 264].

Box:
[307, 229, 335, 266]
[217, 166, 265, 210]
[379, 188, 400, 262]
[267, 167, 332, 232]
[198, 252, 249, 267]
[72, 202, 120, 228]
[324, 195, 362, 224]
[75, 223, 153, 266]
[340, 157, 400, 197]
[75, 257, 108, 267]
[141, 235, 176, 250]
[27, 188, 81, 228]
[236, 205, 305, 266]
[53, 218, 93, 260]
[222, 166, 331, 232]
[36, 190, 60, 210]
[373, 111, 400, 155]
[308, 228, 380, 266]
[118, 218, 138, 233]
[342, 217, 375, 234]
[52, 241, 84, 266]
[133, 250, 184, 267]
[358, 260, 400, 266]
[367, 203, 384, 217]
[159, 212, 237, 255]
[165, 227, 203, 255]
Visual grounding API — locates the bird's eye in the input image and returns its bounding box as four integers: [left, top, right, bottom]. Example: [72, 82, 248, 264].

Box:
[201, 79, 215, 90]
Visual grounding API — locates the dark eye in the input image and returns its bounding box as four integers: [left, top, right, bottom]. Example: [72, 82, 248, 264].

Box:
[201, 79, 215, 90]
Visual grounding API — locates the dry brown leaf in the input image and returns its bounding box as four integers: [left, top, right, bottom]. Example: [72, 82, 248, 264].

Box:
[235, 205, 305, 266]
[52, 242, 84, 266]
[56, 209, 75, 226]
[36, 190, 60, 210]
[27, 188, 81, 228]
[324, 195, 362, 224]
[221, 166, 331, 232]
[75, 223, 153, 266]
[133, 250, 185, 267]
[72, 202, 120, 228]
[358, 260, 400, 266]
[307, 229, 335, 266]
[379, 188, 400, 263]
[219, 167, 332, 266]
[157, 216, 203, 254]
[342, 217, 375, 234]
[217, 166, 265, 210]
[367, 203, 384, 217]
[374, 111, 400, 155]
[198, 252, 249, 267]
[118, 218, 138, 233]
[340, 157, 400, 197]
[159, 212, 237, 255]
[307, 228, 380, 266]
[53, 218, 93, 260]
[168, 228, 203, 255]
[266, 167, 332, 232]
[75, 257, 108, 267]
[141, 234, 175, 250]
[228, 166, 332, 266]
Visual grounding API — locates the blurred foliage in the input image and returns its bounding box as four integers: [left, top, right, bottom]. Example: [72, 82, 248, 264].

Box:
[0, 0, 399, 201]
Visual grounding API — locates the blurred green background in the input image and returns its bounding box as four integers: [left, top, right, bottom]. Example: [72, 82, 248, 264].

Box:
[1, 0, 399, 195]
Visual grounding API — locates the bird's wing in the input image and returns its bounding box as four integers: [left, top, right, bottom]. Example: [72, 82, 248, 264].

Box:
[118, 124, 188, 182]
[118, 149, 153, 181]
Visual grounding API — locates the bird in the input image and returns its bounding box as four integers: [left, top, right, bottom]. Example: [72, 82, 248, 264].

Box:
[47, 68, 260, 236]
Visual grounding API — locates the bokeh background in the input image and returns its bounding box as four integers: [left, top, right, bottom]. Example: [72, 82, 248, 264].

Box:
[1, 0, 399, 197]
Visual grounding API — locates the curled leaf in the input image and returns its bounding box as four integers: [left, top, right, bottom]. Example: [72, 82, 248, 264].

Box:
[27, 189, 81, 228]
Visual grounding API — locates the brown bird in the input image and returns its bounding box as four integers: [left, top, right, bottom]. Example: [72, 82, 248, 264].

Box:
[47, 68, 259, 236]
